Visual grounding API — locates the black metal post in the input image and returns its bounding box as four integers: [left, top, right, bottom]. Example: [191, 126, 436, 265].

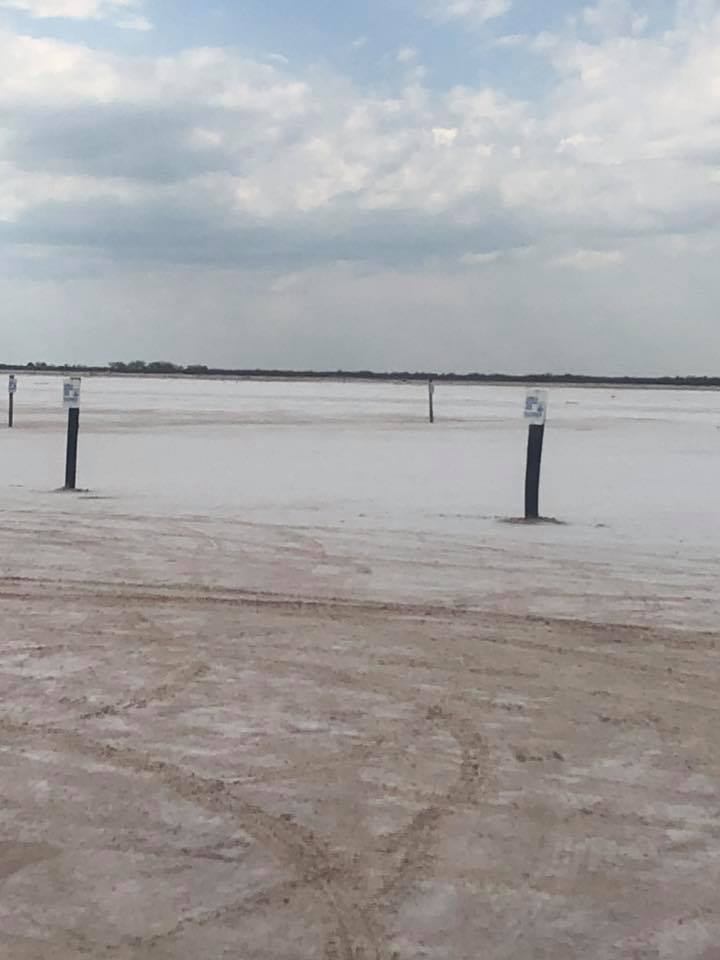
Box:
[65, 408, 80, 490]
[524, 423, 545, 520]
[8, 392, 13, 429]
[429, 380, 435, 424]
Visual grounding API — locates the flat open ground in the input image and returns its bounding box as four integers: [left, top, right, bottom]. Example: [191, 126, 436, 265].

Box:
[2, 377, 720, 958]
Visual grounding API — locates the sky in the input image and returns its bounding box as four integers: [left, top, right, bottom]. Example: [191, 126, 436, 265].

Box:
[1, 0, 719, 373]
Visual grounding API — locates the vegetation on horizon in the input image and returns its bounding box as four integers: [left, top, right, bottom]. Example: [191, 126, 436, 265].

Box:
[1, 360, 719, 387]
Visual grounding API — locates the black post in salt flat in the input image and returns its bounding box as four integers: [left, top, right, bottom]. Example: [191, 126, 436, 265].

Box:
[524, 422, 545, 520]
[62, 378, 82, 490]
[65, 407, 80, 490]
[523, 389, 549, 520]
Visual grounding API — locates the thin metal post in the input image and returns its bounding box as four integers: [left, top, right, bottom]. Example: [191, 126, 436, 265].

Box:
[8, 375, 16, 427]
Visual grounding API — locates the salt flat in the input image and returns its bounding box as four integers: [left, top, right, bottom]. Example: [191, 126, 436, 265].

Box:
[4, 375, 720, 627]
[1, 376, 719, 959]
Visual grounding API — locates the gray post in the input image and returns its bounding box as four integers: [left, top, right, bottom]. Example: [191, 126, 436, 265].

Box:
[8, 375, 16, 428]
[428, 379, 435, 424]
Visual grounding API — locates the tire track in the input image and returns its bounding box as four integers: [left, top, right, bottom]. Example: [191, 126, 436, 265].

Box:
[4, 575, 718, 678]
[80, 662, 209, 720]
[0, 716, 389, 960]
[316, 674, 593, 956]
[3, 583, 713, 957]
[372, 706, 491, 912]
[78, 878, 311, 958]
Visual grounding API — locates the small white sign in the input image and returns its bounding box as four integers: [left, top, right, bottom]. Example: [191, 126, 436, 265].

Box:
[63, 377, 81, 408]
[8, 376, 17, 395]
[524, 389, 548, 424]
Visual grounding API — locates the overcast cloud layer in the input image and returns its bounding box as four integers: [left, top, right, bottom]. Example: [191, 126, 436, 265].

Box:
[1, 0, 719, 373]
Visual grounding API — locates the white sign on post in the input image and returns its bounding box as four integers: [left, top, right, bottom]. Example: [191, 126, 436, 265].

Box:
[524, 389, 548, 425]
[63, 377, 81, 408]
[8, 376, 16, 395]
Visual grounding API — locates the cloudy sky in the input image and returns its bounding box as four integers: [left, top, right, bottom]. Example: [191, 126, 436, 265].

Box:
[1, 0, 719, 373]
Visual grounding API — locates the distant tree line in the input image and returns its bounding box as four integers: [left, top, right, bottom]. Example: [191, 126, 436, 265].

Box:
[1, 359, 720, 387]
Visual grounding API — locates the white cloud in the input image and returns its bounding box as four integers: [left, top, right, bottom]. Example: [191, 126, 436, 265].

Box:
[2, 6, 720, 237]
[114, 12, 149, 30]
[460, 250, 501, 265]
[397, 46, 418, 63]
[431, 126, 458, 146]
[461, 246, 533, 265]
[550, 249, 624, 269]
[0, 0, 149, 28]
[582, 0, 648, 37]
[2, 5, 720, 236]
[424, 0, 512, 26]
[2, 2, 720, 370]
[491, 33, 527, 48]
[0, 160, 137, 221]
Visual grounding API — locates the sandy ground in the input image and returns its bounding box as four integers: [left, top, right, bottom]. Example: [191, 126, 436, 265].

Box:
[2, 378, 720, 957]
[2, 571, 720, 958]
